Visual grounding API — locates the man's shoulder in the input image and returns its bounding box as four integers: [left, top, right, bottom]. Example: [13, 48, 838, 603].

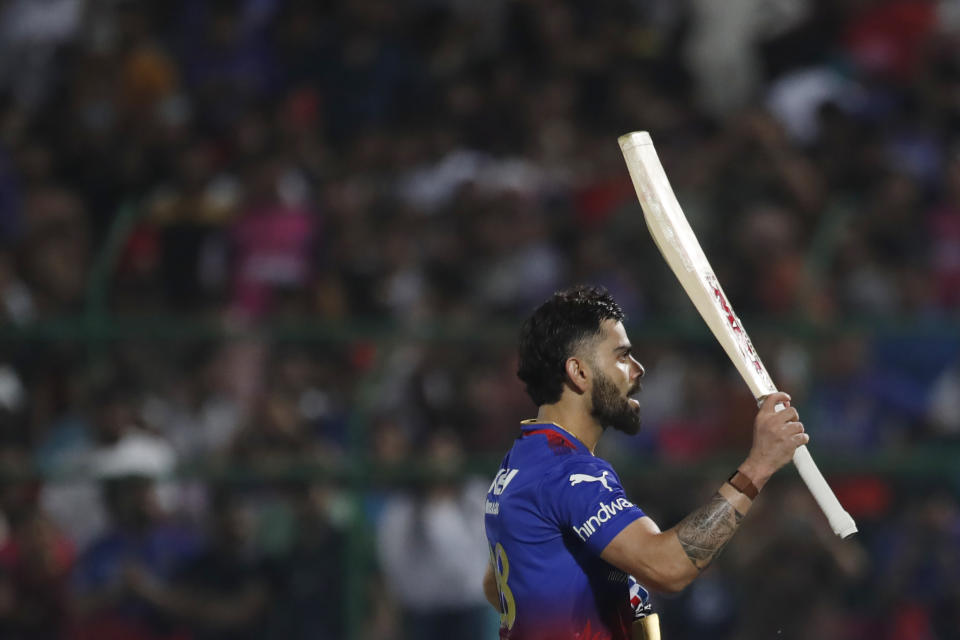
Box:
[535, 454, 621, 498]
[557, 453, 617, 476]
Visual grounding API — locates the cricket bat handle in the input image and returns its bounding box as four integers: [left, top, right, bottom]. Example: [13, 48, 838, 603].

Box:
[766, 398, 857, 539]
[792, 443, 857, 538]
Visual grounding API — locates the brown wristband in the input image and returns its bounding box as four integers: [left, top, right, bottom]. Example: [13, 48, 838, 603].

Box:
[727, 470, 759, 500]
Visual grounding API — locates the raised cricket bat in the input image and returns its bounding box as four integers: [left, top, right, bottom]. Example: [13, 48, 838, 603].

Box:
[618, 131, 857, 539]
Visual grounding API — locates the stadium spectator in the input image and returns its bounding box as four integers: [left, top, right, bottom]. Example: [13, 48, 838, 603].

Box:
[264, 480, 347, 640]
[68, 470, 197, 639]
[124, 487, 270, 640]
[40, 379, 178, 551]
[376, 430, 492, 640]
[0, 501, 75, 638]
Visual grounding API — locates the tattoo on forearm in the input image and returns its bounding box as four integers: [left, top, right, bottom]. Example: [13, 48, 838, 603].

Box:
[676, 493, 745, 571]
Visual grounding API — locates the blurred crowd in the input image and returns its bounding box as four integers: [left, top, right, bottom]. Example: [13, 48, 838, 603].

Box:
[0, 0, 955, 638]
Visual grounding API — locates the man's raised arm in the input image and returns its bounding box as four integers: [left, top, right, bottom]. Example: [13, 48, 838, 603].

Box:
[600, 392, 806, 592]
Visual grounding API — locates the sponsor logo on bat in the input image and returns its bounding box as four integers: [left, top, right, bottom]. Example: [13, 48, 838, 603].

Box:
[711, 282, 742, 335]
[706, 273, 769, 379]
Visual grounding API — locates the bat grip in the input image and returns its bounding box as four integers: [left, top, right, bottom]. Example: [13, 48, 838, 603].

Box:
[792, 445, 857, 538]
[762, 398, 857, 538]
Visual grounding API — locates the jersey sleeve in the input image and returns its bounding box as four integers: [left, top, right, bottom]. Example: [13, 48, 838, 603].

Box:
[543, 458, 645, 556]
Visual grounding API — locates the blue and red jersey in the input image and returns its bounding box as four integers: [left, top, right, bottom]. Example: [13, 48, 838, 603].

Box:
[484, 421, 645, 640]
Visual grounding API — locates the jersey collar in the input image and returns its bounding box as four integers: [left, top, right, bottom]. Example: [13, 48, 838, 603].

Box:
[520, 420, 591, 455]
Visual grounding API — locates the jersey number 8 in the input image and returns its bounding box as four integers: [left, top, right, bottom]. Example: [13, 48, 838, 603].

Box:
[492, 543, 517, 629]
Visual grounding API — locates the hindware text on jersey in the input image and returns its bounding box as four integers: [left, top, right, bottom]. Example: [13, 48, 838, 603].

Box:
[573, 497, 636, 541]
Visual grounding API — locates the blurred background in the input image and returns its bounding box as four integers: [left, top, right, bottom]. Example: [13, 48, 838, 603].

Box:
[0, 0, 956, 638]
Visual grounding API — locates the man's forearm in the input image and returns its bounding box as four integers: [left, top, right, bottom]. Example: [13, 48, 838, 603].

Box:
[673, 483, 751, 571]
[599, 476, 760, 593]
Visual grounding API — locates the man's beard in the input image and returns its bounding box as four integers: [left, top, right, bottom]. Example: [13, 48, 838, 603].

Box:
[591, 372, 641, 435]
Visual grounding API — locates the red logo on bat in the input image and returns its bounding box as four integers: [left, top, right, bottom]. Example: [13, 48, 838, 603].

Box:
[713, 284, 764, 374]
[712, 285, 742, 334]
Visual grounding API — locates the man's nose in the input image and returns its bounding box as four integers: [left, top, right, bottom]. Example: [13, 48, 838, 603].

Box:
[630, 356, 645, 379]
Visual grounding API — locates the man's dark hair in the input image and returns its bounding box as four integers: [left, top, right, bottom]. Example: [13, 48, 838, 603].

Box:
[517, 285, 625, 406]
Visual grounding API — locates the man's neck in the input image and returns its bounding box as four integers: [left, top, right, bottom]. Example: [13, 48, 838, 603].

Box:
[535, 403, 603, 454]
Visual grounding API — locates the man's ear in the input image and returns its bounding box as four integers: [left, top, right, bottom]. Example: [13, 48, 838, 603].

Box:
[565, 356, 590, 394]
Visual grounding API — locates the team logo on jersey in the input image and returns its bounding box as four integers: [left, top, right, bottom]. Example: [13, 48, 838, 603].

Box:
[569, 470, 612, 491]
